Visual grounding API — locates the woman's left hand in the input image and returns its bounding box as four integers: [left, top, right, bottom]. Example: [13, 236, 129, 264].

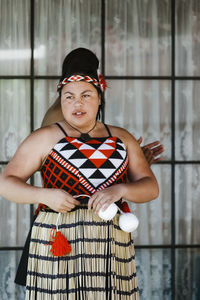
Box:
[137, 136, 164, 165]
[88, 185, 123, 213]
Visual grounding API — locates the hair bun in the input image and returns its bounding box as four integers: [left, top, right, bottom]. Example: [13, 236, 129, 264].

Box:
[62, 48, 99, 78]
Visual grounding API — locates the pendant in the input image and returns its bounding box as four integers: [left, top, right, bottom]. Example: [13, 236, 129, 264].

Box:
[80, 133, 91, 142]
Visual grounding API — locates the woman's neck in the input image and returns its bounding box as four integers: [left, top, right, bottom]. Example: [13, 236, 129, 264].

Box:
[64, 120, 98, 141]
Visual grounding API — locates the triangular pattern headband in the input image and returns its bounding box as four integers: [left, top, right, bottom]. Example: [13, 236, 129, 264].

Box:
[57, 72, 107, 92]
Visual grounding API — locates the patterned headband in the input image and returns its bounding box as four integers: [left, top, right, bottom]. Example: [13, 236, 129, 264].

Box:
[57, 73, 107, 92]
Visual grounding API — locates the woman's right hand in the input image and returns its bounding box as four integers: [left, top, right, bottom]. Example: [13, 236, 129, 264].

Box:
[42, 189, 80, 213]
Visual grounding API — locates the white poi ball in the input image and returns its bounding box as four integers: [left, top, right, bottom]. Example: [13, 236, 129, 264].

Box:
[119, 213, 139, 232]
[98, 203, 118, 221]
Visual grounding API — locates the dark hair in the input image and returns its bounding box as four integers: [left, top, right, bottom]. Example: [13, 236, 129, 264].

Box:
[95, 87, 105, 120]
[61, 48, 99, 78]
[59, 48, 104, 120]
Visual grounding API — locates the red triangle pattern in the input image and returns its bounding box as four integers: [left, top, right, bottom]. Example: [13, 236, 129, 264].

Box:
[89, 158, 107, 168]
[71, 142, 82, 149]
[79, 149, 96, 158]
[90, 148, 115, 168]
[99, 149, 115, 158]
[65, 137, 83, 149]
[86, 139, 102, 144]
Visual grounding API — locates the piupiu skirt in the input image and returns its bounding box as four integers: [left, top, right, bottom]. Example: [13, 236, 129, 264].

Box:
[25, 207, 139, 300]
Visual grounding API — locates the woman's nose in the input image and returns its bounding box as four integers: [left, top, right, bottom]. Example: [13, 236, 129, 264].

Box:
[74, 96, 83, 105]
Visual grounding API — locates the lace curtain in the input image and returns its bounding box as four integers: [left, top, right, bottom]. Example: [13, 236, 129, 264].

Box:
[0, 0, 200, 299]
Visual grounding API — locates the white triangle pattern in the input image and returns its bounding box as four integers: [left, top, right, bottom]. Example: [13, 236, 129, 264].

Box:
[117, 149, 126, 159]
[105, 139, 115, 144]
[79, 144, 95, 150]
[71, 139, 83, 144]
[69, 158, 87, 168]
[79, 168, 97, 178]
[97, 144, 115, 150]
[99, 168, 117, 178]
[55, 149, 77, 160]
[89, 150, 107, 159]
[88, 178, 105, 188]
[54, 142, 69, 152]
[118, 142, 126, 150]
[109, 158, 124, 169]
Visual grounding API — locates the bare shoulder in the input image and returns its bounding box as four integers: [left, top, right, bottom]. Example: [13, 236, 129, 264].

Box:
[12, 124, 64, 163]
[107, 124, 138, 149]
[3, 124, 64, 180]
[21, 124, 57, 146]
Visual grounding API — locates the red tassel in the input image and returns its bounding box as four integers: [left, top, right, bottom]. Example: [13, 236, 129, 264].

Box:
[49, 231, 71, 256]
[98, 73, 107, 91]
[120, 201, 131, 213]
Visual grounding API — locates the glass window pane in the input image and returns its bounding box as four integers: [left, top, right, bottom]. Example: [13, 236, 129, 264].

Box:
[175, 248, 200, 299]
[175, 81, 200, 161]
[34, 0, 101, 75]
[33, 172, 43, 212]
[0, 251, 25, 299]
[0, 80, 30, 161]
[0, 166, 30, 247]
[176, 0, 200, 76]
[132, 165, 171, 245]
[175, 165, 200, 244]
[105, 80, 171, 160]
[0, 0, 30, 75]
[135, 249, 171, 299]
[105, 0, 171, 76]
[34, 171, 43, 188]
[0, 195, 30, 247]
[34, 80, 58, 129]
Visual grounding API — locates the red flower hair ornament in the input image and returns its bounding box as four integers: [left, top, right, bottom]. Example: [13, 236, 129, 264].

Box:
[97, 71, 107, 92]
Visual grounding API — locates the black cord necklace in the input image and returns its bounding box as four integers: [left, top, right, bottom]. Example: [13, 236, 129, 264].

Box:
[66, 120, 97, 142]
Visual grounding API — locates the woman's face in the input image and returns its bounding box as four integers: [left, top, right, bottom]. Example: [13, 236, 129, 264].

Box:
[61, 81, 101, 130]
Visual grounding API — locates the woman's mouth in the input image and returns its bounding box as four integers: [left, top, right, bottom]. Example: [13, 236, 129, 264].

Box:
[73, 111, 86, 117]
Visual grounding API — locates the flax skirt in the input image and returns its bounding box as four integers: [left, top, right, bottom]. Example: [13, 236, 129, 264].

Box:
[26, 208, 139, 300]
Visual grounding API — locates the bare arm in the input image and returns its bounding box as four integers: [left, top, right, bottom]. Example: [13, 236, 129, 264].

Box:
[120, 133, 159, 202]
[0, 127, 79, 212]
[88, 128, 159, 212]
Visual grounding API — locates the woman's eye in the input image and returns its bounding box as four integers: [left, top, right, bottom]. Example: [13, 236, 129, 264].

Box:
[66, 96, 73, 100]
[82, 94, 90, 98]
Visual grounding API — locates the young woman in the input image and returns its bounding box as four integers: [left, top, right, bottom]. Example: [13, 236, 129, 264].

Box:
[0, 48, 159, 299]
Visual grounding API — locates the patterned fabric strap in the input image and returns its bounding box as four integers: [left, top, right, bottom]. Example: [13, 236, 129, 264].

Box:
[57, 74, 107, 92]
